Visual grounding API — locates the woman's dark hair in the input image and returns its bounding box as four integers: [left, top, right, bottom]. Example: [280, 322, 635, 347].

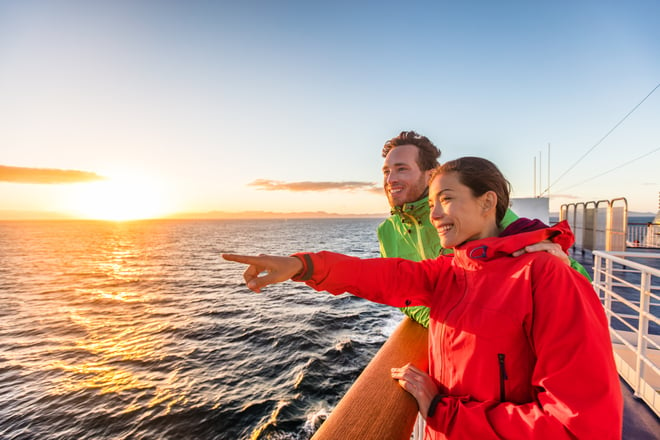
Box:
[382, 130, 441, 171]
[431, 157, 511, 225]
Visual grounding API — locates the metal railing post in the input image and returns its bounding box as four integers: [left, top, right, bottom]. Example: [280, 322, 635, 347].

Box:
[634, 271, 651, 398]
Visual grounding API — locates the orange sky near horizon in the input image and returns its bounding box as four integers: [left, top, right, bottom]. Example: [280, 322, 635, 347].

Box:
[0, 165, 390, 220]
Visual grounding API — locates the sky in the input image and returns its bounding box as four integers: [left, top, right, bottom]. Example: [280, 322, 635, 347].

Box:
[1, 0, 659, 220]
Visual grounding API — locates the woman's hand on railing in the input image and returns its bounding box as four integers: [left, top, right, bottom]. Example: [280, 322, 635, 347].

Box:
[391, 363, 439, 419]
[222, 253, 303, 293]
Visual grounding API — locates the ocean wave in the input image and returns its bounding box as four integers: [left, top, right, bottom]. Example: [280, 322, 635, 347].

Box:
[0, 218, 390, 439]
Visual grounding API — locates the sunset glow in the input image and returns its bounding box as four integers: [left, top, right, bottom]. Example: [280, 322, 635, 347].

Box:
[67, 174, 171, 221]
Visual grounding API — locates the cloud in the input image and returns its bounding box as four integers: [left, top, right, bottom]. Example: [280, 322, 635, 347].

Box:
[248, 179, 380, 193]
[0, 165, 106, 184]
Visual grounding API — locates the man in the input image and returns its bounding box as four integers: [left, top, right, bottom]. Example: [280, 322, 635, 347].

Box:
[377, 130, 590, 328]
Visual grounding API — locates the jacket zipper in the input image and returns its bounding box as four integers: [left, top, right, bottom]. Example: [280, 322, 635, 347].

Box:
[498, 353, 508, 401]
[402, 211, 426, 260]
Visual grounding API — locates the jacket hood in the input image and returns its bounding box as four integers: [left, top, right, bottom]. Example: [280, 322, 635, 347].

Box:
[455, 220, 574, 263]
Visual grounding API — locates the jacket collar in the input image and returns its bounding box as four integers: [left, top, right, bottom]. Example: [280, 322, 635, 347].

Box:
[390, 194, 430, 221]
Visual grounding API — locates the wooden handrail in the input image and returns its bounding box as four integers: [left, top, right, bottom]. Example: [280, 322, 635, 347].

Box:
[312, 317, 429, 440]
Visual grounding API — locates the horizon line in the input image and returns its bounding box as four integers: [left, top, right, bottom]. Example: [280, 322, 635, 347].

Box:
[0, 209, 390, 221]
[0, 208, 656, 222]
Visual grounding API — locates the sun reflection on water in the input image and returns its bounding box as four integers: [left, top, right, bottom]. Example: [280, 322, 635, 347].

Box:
[49, 359, 150, 395]
[42, 224, 188, 415]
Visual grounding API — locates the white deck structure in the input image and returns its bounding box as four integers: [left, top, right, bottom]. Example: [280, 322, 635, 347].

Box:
[593, 250, 660, 417]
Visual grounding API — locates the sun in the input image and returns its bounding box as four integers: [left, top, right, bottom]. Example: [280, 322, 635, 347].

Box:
[68, 173, 172, 221]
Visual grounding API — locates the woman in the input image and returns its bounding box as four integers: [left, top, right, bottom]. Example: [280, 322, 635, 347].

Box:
[223, 157, 622, 439]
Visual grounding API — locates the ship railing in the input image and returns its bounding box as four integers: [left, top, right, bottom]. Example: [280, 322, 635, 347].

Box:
[627, 223, 660, 249]
[311, 316, 428, 440]
[592, 250, 660, 417]
[560, 198, 629, 252]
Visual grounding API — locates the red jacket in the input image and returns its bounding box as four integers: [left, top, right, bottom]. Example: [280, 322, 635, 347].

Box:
[293, 221, 622, 439]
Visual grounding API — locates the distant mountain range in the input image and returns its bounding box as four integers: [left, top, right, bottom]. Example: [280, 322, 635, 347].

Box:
[166, 210, 387, 220]
[0, 210, 388, 220]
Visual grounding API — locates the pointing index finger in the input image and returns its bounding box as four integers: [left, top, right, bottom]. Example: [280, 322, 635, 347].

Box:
[222, 253, 262, 265]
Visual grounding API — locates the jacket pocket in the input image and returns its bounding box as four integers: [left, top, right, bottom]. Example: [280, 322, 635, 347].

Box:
[498, 353, 508, 401]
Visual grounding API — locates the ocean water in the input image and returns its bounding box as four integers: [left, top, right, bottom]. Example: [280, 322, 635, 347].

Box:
[0, 219, 400, 440]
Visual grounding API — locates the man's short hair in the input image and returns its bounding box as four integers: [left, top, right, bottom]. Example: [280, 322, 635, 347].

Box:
[382, 131, 441, 171]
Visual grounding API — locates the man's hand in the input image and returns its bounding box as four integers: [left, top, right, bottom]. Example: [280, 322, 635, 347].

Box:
[512, 240, 570, 266]
[222, 253, 303, 293]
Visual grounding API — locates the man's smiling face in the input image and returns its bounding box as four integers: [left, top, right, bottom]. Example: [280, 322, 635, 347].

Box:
[382, 144, 431, 208]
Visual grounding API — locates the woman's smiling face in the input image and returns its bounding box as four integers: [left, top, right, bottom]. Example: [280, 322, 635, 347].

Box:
[429, 171, 498, 248]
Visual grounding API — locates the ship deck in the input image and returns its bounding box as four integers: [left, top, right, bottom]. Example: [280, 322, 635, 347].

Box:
[569, 247, 659, 439]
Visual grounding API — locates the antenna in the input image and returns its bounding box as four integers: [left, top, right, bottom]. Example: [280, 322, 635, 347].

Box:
[538, 150, 542, 198]
[547, 143, 551, 200]
[533, 157, 537, 197]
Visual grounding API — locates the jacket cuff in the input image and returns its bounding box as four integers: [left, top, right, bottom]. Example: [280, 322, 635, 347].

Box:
[291, 253, 314, 281]
[427, 393, 445, 418]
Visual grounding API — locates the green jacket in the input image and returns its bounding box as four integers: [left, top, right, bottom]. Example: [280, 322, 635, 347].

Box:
[377, 197, 590, 328]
